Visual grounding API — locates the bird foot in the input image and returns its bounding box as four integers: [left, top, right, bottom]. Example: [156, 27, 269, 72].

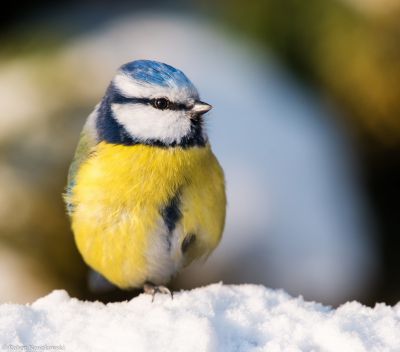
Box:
[143, 282, 173, 302]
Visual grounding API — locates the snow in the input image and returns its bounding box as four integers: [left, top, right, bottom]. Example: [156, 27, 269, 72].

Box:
[0, 284, 398, 352]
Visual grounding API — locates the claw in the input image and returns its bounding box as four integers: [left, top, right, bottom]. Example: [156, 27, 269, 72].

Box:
[143, 282, 173, 302]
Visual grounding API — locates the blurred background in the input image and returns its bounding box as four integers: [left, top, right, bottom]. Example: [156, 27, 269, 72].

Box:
[0, 0, 399, 306]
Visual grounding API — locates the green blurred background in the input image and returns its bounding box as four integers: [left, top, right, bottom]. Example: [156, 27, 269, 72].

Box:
[0, 0, 399, 306]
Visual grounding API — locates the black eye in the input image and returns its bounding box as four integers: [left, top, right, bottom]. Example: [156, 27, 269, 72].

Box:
[153, 98, 170, 110]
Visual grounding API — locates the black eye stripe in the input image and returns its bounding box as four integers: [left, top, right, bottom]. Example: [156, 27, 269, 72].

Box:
[113, 94, 189, 111]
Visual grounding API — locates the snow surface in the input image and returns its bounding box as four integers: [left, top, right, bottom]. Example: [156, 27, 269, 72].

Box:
[0, 284, 399, 352]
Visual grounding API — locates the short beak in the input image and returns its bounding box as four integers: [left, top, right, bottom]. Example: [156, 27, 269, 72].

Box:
[191, 101, 212, 115]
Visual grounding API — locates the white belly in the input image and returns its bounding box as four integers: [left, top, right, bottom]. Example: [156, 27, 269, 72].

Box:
[144, 217, 185, 285]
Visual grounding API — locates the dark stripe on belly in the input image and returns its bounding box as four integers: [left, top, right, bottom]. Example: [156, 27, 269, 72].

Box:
[161, 193, 182, 249]
[181, 233, 196, 253]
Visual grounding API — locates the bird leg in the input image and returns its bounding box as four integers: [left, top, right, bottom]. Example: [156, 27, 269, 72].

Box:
[143, 282, 173, 302]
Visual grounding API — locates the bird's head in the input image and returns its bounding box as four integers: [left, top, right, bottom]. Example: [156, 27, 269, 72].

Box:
[96, 60, 212, 147]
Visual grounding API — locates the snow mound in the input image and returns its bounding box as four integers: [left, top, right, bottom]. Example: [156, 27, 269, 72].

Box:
[0, 284, 399, 352]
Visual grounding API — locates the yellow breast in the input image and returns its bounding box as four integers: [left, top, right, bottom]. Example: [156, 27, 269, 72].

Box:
[70, 142, 226, 288]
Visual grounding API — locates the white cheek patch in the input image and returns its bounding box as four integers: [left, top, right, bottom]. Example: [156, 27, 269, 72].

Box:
[113, 73, 198, 103]
[111, 103, 192, 144]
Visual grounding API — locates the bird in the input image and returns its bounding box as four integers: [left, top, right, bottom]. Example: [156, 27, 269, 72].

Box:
[64, 59, 226, 299]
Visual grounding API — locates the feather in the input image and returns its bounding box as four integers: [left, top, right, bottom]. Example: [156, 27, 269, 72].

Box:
[64, 105, 99, 216]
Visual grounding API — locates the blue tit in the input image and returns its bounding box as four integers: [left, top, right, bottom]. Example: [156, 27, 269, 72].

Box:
[64, 60, 226, 295]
